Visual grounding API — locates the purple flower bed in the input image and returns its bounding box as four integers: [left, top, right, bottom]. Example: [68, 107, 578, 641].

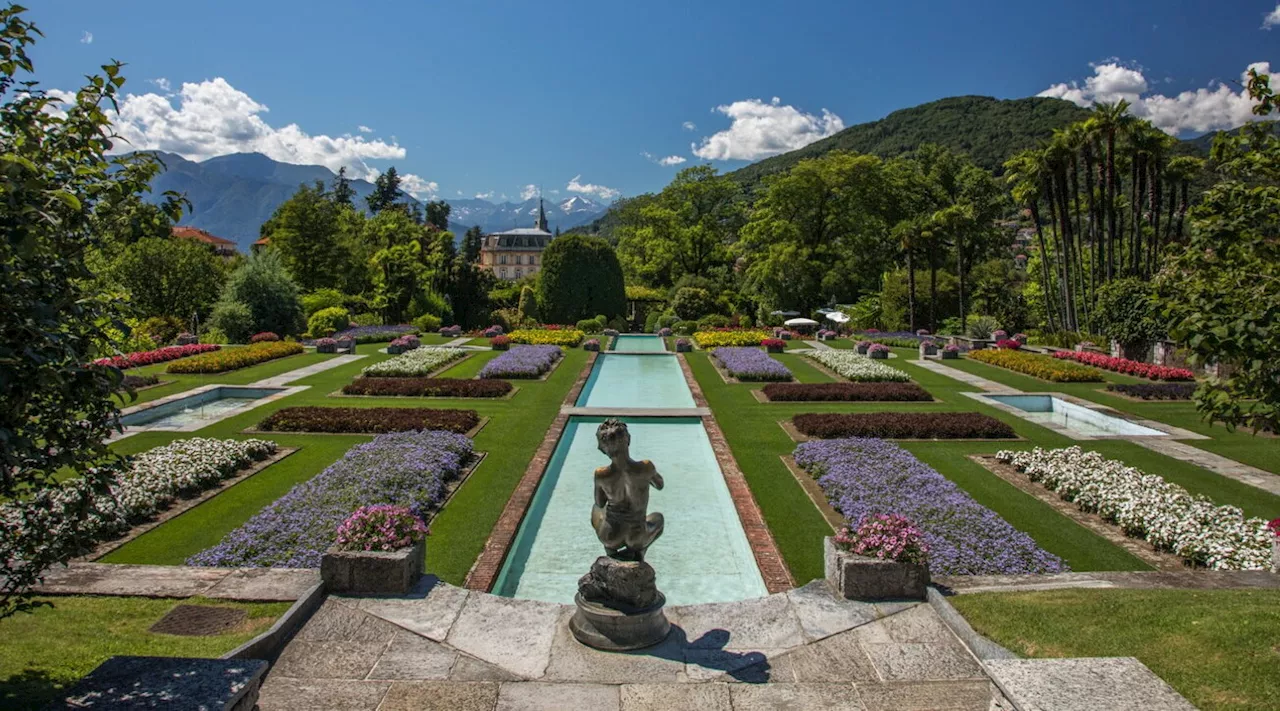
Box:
[712, 347, 793, 381]
[188, 430, 472, 568]
[793, 438, 1065, 575]
[477, 344, 562, 379]
[854, 330, 926, 342]
[305, 324, 416, 346]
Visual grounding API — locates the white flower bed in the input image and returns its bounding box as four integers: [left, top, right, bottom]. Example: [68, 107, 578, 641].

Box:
[804, 350, 911, 382]
[996, 446, 1272, 570]
[362, 347, 466, 377]
[0, 438, 277, 558]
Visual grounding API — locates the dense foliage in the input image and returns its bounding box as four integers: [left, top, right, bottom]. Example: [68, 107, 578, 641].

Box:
[537, 234, 626, 323]
[213, 250, 305, 338]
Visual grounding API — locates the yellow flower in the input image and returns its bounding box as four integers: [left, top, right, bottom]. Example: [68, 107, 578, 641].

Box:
[692, 330, 770, 348]
[508, 329, 585, 347]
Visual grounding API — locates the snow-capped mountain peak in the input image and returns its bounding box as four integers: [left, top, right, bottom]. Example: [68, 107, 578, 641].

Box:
[560, 196, 600, 213]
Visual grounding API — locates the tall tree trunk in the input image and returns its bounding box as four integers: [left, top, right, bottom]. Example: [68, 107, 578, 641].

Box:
[906, 250, 917, 332]
[1148, 162, 1161, 277]
[1046, 180, 1072, 331]
[1055, 168, 1078, 331]
[1069, 155, 1087, 329]
[957, 232, 967, 334]
[1176, 182, 1189, 241]
[928, 248, 938, 334]
[1162, 180, 1177, 248]
[1106, 131, 1118, 281]
[1030, 202, 1058, 332]
[1129, 155, 1140, 275]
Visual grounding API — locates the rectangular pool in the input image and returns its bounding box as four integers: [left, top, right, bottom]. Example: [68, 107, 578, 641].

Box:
[983, 394, 1167, 437]
[611, 334, 667, 353]
[576, 354, 695, 409]
[493, 417, 767, 605]
[121, 386, 285, 430]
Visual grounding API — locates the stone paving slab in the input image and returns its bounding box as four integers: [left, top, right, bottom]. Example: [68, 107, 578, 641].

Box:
[256, 677, 390, 710]
[445, 592, 564, 679]
[673, 592, 807, 651]
[1133, 437, 1280, 497]
[379, 681, 499, 711]
[205, 567, 322, 601]
[854, 679, 999, 711]
[619, 681, 732, 710]
[903, 358, 1021, 394]
[34, 562, 322, 601]
[496, 681, 619, 711]
[249, 353, 364, 387]
[936, 569, 1280, 594]
[731, 682, 862, 710]
[352, 575, 471, 642]
[984, 657, 1197, 710]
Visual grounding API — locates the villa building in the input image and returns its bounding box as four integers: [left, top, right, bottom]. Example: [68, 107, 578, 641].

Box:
[479, 199, 554, 281]
[172, 226, 238, 257]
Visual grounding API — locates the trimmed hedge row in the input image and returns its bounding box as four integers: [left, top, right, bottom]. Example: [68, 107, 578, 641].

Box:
[1105, 383, 1196, 400]
[258, 406, 479, 434]
[342, 377, 512, 398]
[793, 412, 1016, 439]
[761, 382, 932, 402]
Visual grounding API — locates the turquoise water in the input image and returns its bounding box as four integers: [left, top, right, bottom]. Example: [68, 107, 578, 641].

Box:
[985, 394, 1166, 437]
[493, 417, 768, 605]
[612, 334, 667, 353]
[576, 354, 695, 409]
[121, 387, 281, 429]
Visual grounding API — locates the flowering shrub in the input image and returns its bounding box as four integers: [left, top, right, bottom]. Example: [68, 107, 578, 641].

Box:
[258, 406, 479, 434]
[968, 349, 1103, 382]
[439, 325, 463, 338]
[93, 344, 220, 370]
[1051, 350, 1194, 381]
[835, 514, 929, 565]
[508, 328, 585, 347]
[249, 332, 280, 343]
[167, 341, 303, 374]
[804, 351, 910, 382]
[478, 344, 563, 378]
[603, 329, 619, 337]
[762, 382, 932, 402]
[675, 338, 691, 351]
[1013, 333, 1028, 343]
[817, 329, 838, 339]
[389, 334, 421, 350]
[712, 347, 793, 381]
[0, 438, 277, 562]
[343, 377, 512, 398]
[362, 347, 466, 377]
[658, 327, 673, 337]
[334, 504, 428, 552]
[761, 338, 786, 349]
[481, 325, 504, 338]
[943, 344, 961, 353]
[1105, 383, 1196, 400]
[997, 447, 1272, 570]
[490, 335, 510, 349]
[793, 412, 1016, 439]
[867, 343, 891, 355]
[583, 338, 601, 350]
[856, 340, 873, 350]
[190, 430, 472, 567]
[991, 329, 1008, 340]
[995, 339, 1022, 350]
[315, 337, 337, 347]
[693, 329, 771, 348]
[309, 325, 417, 345]
[1268, 518, 1280, 538]
[794, 438, 1064, 574]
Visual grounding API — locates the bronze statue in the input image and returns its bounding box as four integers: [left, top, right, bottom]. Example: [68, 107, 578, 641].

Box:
[591, 418, 664, 562]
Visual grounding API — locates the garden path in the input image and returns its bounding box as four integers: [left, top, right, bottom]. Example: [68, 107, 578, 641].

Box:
[935, 570, 1280, 595]
[34, 562, 319, 601]
[1129, 437, 1280, 497]
[803, 339, 833, 350]
[249, 353, 364, 387]
[900, 358, 1020, 394]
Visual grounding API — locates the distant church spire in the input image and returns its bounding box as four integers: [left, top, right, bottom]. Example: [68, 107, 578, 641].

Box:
[536, 192, 549, 232]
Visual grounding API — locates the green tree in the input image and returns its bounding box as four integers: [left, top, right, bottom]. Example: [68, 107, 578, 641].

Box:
[0, 9, 172, 617]
[216, 250, 305, 336]
[371, 241, 425, 324]
[260, 181, 357, 292]
[425, 200, 451, 231]
[517, 285, 538, 322]
[366, 166, 401, 214]
[112, 236, 226, 322]
[331, 166, 355, 207]
[537, 234, 626, 323]
[1158, 68, 1280, 432]
[671, 287, 715, 320]
[462, 225, 484, 263]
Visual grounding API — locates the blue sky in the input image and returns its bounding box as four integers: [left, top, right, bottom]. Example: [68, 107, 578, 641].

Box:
[31, 1, 1280, 203]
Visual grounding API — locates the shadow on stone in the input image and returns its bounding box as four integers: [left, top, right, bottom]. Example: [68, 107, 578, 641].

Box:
[634, 626, 775, 682]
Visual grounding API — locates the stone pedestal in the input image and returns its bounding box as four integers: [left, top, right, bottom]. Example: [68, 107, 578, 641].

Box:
[824, 537, 928, 601]
[570, 556, 670, 651]
[321, 538, 424, 595]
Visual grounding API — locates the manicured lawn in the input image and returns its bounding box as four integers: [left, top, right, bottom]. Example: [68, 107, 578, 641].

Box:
[0, 596, 290, 710]
[773, 352, 835, 383]
[102, 343, 587, 585]
[113, 351, 337, 406]
[685, 348, 1148, 584]
[952, 588, 1280, 711]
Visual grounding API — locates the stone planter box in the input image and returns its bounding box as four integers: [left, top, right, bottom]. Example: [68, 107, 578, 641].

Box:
[869, 350, 889, 360]
[336, 338, 355, 354]
[780, 332, 792, 341]
[824, 537, 928, 601]
[387, 343, 419, 355]
[176, 334, 199, 346]
[321, 538, 425, 595]
[1273, 538, 1279, 574]
[583, 342, 600, 352]
[675, 342, 692, 353]
[766, 344, 784, 354]
[941, 350, 959, 360]
[856, 345, 869, 355]
[920, 343, 938, 357]
[491, 341, 509, 351]
[316, 343, 337, 354]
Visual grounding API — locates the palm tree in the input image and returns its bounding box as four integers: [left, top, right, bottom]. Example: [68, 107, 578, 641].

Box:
[1090, 100, 1133, 280]
[1005, 149, 1058, 332]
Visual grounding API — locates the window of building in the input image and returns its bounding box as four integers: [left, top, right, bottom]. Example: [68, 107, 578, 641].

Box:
[500, 268, 507, 279]
[515, 268, 522, 278]
[499, 255, 507, 265]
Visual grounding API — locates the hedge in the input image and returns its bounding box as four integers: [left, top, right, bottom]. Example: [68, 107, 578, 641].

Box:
[342, 377, 512, 398]
[257, 406, 479, 434]
[793, 412, 1016, 439]
[1105, 383, 1197, 400]
[762, 382, 932, 402]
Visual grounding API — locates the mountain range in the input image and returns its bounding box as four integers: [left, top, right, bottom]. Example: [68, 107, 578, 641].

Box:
[140, 152, 610, 251]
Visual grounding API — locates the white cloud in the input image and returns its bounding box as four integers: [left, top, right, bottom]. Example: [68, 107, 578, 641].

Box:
[399, 173, 438, 199]
[455, 190, 463, 196]
[103, 77, 406, 180]
[358, 125, 373, 133]
[475, 191, 494, 199]
[658, 155, 687, 166]
[566, 174, 620, 201]
[691, 97, 844, 161]
[1038, 61, 1275, 135]
[520, 184, 538, 200]
[80, 31, 93, 44]
[682, 121, 697, 131]
[1263, 4, 1280, 29]
[148, 77, 171, 93]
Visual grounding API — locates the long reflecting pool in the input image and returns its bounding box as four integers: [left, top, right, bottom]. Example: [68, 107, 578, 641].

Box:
[981, 394, 1167, 438]
[575, 354, 695, 409]
[611, 334, 667, 352]
[493, 417, 767, 605]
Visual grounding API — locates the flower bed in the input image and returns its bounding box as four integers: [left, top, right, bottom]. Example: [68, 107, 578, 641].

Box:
[794, 438, 1064, 574]
[94, 344, 220, 370]
[121, 374, 160, 389]
[508, 328, 585, 347]
[362, 347, 466, 377]
[711, 347, 793, 381]
[967, 349, 1103, 382]
[189, 430, 472, 567]
[1105, 383, 1197, 400]
[996, 447, 1272, 570]
[477, 345, 562, 379]
[166, 341, 304, 374]
[334, 504, 427, 552]
[308, 325, 417, 345]
[249, 332, 280, 343]
[256, 406, 479, 434]
[836, 514, 929, 564]
[0, 438, 277, 558]
[803, 351, 910, 382]
[761, 382, 932, 402]
[693, 329, 770, 348]
[342, 377, 512, 398]
[1052, 350, 1195, 381]
[793, 412, 1016, 439]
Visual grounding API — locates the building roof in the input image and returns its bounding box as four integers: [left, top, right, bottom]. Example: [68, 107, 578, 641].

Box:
[172, 226, 237, 248]
[253, 236, 271, 246]
[485, 229, 553, 249]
